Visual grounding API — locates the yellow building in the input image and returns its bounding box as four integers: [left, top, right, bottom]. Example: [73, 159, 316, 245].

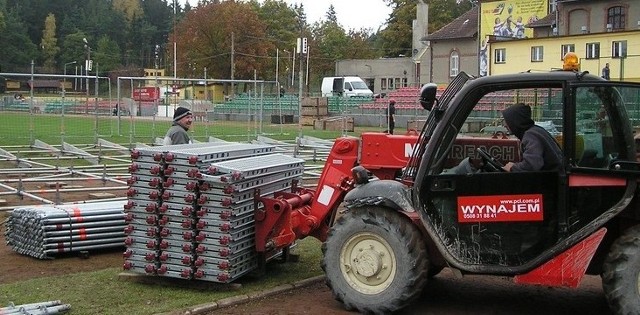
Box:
[485, 0, 640, 82]
[489, 30, 640, 82]
[180, 83, 225, 102]
[142, 68, 225, 102]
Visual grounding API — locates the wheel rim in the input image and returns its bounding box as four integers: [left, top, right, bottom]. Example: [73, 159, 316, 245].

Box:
[339, 232, 397, 295]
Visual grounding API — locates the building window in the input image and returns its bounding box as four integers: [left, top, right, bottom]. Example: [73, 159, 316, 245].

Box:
[612, 41, 627, 58]
[531, 46, 544, 62]
[586, 43, 600, 59]
[450, 51, 459, 77]
[607, 6, 625, 30]
[381, 78, 387, 90]
[402, 78, 408, 87]
[388, 78, 395, 90]
[561, 44, 575, 59]
[494, 49, 506, 64]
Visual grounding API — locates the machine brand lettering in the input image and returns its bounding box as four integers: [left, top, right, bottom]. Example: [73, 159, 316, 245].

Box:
[404, 142, 517, 160]
[457, 194, 543, 223]
[404, 143, 415, 158]
[450, 144, 516, 162]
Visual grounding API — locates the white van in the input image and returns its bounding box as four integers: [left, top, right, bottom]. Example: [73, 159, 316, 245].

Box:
[321, 76, 373, 98]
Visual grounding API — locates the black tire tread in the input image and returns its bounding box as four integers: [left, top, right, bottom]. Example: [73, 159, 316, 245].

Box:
[602, 224, 640, 315]
[321, 207, 429, 314]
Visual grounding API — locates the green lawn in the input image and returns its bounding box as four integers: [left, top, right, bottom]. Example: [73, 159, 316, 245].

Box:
[0, 238, 324, 315]
[0, 112, 380, 146]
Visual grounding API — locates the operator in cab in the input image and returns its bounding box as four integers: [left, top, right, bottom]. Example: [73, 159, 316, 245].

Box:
[501, 103, 564, 172]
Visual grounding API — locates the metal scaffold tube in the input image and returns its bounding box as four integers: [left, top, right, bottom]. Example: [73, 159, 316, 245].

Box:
[0, 300, 71, 315]
[5, 201, 127, 259]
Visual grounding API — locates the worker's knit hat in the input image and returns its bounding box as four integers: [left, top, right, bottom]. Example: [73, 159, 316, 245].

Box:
[173, 107, 192, 121]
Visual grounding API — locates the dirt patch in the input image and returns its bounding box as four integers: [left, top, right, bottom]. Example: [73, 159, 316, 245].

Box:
[211, 271, 610, 315]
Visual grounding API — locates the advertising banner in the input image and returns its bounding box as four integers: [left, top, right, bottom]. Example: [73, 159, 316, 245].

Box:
[480, 0, 549, 40]
[458, 194, 544, 223]
[132, 87, 160, 101]
[479, 0, 549, 76]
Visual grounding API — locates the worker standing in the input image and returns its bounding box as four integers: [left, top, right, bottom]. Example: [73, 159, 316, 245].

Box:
[387, 99, 396, 134]
[601, 63, 610, 80]
[163, 106, 193, 145]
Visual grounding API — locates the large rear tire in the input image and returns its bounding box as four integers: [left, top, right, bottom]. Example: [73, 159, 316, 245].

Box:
[602, 224, 640, 315]
[321, 207, 429, 314]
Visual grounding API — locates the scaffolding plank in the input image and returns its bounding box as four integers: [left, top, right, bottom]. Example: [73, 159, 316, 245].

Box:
[62, 142, 99, 165]
[98, 138, 130, 155]
[33, 139, 62, 156]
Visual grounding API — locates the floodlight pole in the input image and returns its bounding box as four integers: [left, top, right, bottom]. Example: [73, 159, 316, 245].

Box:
[84, 40, 91, 115]
[62, 61, 77, 144]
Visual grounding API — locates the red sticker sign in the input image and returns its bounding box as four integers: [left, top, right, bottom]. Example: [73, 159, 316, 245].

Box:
[458, 194, 543, 223]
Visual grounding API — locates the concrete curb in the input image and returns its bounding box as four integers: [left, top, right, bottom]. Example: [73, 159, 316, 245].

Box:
[178, 275, 325, 315]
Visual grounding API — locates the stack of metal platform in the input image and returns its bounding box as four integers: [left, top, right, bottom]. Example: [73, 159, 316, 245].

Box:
[123, 144, 167, 276]
[5, 200, 127, 259]
[123, 142, 304, 283]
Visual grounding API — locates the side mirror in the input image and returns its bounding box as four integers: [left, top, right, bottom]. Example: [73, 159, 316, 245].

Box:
[419, 83, 438, 111]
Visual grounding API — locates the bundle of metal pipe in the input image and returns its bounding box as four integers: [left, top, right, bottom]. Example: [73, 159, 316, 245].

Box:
[5, 200, 127, 259]
[0, 300, 71, 315]
[124, 143, 303, 283]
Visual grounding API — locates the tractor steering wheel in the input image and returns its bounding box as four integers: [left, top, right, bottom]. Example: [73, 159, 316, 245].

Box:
[476, 147, 506, 172]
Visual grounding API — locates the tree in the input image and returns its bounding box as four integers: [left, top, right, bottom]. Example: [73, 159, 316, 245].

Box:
[312, 18, 349, 80]
[59, 31, 89, 68]
[249, 0, 300, 84]
[0, 8, 38, 72]
[112, 0, 144, 24]
[140, 0, 173, 68]
[170, 1, 272, 80]
[325, 4, 338, 25]
[427, 0, 472, 33]
[375, 0, 472, 58]
[377, 0, 418, 58]
[93, 35, 121, 73]
[309, 4, 381, 83]
[40, 13, 60, 71]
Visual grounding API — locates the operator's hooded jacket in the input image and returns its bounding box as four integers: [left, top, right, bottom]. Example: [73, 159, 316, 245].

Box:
[502, 103, 564, 172]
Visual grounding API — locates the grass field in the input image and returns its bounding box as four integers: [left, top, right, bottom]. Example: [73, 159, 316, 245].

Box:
[0, 238, 324, 315]
[0, 112, 381, 146]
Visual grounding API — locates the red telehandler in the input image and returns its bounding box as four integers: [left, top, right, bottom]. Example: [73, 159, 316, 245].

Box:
[255, 54, 640, 314]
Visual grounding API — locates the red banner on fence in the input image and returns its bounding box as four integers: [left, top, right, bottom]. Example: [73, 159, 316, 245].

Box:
[132, 87, 160, 101]
[457, 194, 544, 223]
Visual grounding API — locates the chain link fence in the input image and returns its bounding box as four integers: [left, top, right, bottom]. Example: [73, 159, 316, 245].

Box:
[1, 72, 388, 147]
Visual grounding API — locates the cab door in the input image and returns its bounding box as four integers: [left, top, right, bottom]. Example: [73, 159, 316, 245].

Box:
[419, 82, 639, 271]
[564, 83, 638, 237]
[420, 86, 566, 268]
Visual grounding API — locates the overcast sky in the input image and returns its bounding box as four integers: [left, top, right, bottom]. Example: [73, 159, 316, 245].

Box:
[176, 0, 392, 31]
